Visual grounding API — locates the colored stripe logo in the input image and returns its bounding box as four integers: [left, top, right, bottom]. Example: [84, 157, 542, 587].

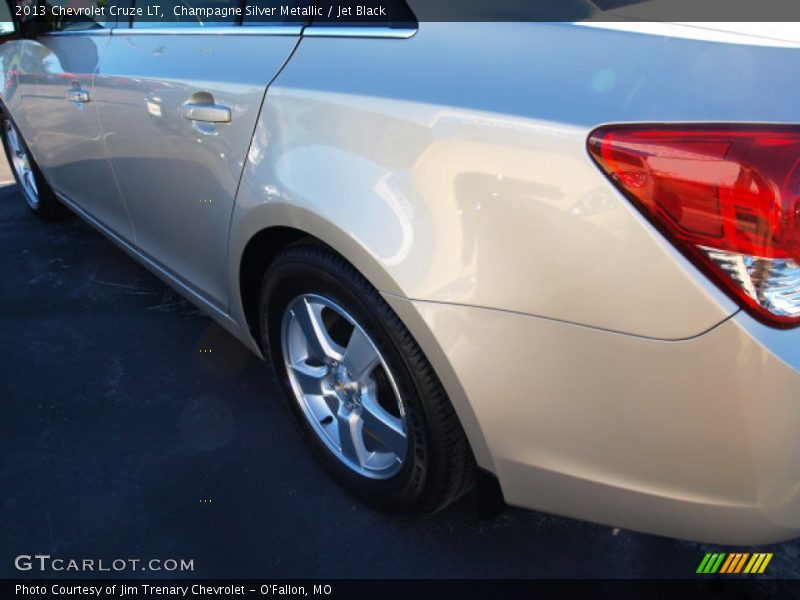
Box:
[696, 553, 773, 574]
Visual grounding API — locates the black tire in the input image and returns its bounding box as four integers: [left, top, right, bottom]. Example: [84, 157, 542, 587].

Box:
[1, 108, 66, 220]
[260, 243, 475, 514]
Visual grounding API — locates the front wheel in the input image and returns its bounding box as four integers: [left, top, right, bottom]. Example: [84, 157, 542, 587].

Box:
[260, 243, 475, 513]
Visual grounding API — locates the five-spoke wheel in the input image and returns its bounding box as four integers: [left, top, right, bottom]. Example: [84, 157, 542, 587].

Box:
[261, 244, 475, 514]
[282, 294, 408, 479]
[4, 119, 39, 210]
[0, 112, 64, 220]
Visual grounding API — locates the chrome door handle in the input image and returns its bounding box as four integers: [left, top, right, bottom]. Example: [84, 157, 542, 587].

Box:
[68, 89, 90, 103]
[181, 102, 231, 123]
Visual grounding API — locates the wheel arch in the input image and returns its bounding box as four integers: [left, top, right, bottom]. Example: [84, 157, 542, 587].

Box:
[231, 207, 496, 472]
[233, 204, 408, 352]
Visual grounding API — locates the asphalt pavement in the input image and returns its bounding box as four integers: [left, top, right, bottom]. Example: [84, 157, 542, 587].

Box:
[2, 176, 799, 579]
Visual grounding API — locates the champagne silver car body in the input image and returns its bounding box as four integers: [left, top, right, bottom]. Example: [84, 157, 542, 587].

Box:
[4, 11, 800, 543]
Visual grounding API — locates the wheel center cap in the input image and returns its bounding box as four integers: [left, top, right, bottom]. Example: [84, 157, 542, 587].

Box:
[332, 365, 360, 408]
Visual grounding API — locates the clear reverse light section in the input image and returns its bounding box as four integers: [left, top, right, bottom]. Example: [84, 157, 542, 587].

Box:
[702, 247, 800, 318]
[587, 125, 800, 328]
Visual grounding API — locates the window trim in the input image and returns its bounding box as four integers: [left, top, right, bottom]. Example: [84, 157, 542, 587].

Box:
[40, 24, 416, 38]
[40, 28, 112, 36]
[303, 26, 415, 38]
[112, 24, 302, 35]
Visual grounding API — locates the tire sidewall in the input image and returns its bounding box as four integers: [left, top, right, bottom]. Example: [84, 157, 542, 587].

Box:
[0, 115, 30, 203]
[0, 105, 62, 219]
[260, 249, 432, 512]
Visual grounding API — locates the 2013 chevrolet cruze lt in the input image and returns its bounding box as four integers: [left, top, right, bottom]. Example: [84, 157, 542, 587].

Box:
[3, 0, 800, 544]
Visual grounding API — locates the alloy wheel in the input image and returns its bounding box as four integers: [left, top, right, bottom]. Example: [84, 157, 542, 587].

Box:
[280, 294, 408, 479]
[4, 120, 39, 210]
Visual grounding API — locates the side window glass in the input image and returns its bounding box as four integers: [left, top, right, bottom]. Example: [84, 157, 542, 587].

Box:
[39, 0, 109, 31]
[0, 0, 15, 34]
[132, 0, 239, 27]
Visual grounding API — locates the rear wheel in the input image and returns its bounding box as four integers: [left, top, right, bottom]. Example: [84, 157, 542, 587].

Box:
[1, 113, 65, 220]
[260, 243, 475, 513]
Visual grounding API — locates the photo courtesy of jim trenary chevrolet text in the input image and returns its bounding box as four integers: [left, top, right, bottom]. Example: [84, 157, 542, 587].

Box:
[4, 0, 800, 598]
[15, 584, 321, 597]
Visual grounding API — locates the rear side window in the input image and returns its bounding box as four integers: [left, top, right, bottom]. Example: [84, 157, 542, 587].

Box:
[0, 0, 14, 33]
[132, 0, 240, 27]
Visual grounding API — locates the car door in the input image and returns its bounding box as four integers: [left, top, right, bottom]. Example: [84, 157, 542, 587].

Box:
[93, 1, 302, 310]
[12, 0, 135, 240]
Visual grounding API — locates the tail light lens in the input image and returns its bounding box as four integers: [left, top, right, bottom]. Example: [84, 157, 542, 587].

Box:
[588, 125, 800, 327]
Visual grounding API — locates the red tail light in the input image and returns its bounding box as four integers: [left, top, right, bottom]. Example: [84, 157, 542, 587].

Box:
[588, 125, 800, 327]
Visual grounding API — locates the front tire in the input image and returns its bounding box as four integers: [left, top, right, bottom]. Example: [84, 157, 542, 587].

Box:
[1, 112, 65, 220]
[260, 243, 475, 513]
